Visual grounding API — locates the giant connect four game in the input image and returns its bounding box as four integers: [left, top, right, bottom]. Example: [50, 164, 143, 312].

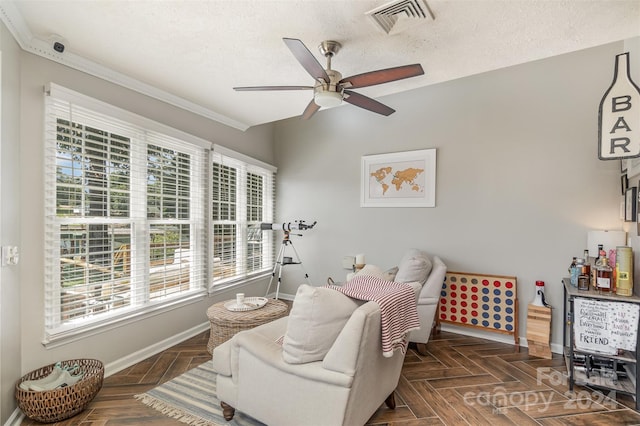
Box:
[438, 271, 519, 344]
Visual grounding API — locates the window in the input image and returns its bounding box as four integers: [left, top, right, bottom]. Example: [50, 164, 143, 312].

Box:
[44, 84, 208, 343]
[211, 145, 276, 288]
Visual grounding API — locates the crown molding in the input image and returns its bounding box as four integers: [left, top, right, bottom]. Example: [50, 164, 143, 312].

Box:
[0, 2, 250, 131]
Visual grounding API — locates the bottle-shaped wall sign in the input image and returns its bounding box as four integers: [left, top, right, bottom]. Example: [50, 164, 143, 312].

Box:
[598, 52, 640, 160]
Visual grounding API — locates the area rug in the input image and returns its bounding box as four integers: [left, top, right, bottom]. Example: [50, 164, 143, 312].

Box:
[135, 362, 263, 426]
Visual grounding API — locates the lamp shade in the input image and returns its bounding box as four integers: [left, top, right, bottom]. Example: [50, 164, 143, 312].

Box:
[314, 91, 342, 108]
[587, 230, 627, 258]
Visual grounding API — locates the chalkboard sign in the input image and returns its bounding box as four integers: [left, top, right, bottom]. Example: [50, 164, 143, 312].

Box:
[574, 297, 639, 355]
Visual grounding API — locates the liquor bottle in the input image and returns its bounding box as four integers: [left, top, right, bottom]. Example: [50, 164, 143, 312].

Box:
[569, 257, 578, 286]
[595, 245, 605, 267]
[574, 258, 584, 288]
[592, 245, 605, 288]
[582, 249, 591, 279]
[578, 274, 590, 291]
[598, 52, 640, 160]
[608, 249, 617, 293]
[596, 257, 613, 293]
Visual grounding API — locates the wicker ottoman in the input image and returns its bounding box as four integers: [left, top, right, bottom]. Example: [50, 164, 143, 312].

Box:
[206, 298, 288, 354]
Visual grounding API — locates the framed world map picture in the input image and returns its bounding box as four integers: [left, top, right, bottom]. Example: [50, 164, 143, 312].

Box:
[361, 148, 436, 207]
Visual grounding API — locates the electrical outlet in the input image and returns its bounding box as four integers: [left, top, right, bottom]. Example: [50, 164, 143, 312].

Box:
[1, 246, 19, 266]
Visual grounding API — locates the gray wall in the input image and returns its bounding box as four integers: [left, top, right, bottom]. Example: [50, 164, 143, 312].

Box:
[3, 42, 275, 423]
[273, 40, 633, 349]
[1, 20, 23, 423]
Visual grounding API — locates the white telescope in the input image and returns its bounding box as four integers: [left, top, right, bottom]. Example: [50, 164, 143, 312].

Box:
[260, 220, 317, 232]
[262, 220, 316, 299]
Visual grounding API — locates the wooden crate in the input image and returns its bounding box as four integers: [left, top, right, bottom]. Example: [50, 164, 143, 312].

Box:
[526, 304, 552, 359]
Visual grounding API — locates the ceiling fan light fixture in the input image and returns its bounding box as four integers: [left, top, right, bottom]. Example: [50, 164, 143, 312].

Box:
[314, 90, 343, 108]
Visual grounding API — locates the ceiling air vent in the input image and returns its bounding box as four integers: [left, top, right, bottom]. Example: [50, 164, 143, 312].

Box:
[365, 0, 434, 35]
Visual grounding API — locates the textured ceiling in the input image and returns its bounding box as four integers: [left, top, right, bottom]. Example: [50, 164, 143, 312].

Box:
[2, 0, 640, 130]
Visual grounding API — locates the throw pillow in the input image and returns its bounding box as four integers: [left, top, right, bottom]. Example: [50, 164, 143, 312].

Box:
[395, 249, 432, 284]
[383, 266, 399, 282]
[282, 284, 359, 364]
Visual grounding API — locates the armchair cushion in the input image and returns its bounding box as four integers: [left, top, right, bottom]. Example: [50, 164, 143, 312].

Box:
[395, 248, 432, 285]
[419, 256, 447, 302]
[282, 284, 359, 364]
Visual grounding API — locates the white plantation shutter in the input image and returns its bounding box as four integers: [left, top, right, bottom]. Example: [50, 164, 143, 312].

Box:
[144, 136, 206, 303]
[211, 145, 276, 289]
[44, 84, 207, 343]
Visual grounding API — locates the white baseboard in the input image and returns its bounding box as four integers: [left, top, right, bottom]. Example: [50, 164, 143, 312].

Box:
[104, 321, 210, 377]
[439, 323, 563, 354]
[4, 408, 24, 426]
[265, 292, 295, 301]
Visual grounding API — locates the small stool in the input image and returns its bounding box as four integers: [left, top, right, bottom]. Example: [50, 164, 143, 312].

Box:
[206, 298, 289, 354]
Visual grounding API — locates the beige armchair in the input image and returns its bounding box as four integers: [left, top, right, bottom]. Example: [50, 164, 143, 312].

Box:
[212, 281, 421, 426]
[392, 249, 447, 354]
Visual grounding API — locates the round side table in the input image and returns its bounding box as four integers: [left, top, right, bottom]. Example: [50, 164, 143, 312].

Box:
[206, 298, 289, 354]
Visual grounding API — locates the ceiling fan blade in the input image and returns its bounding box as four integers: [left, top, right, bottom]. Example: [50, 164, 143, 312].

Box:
[234, 86, 313, 91]
[283, 38, 329, 82]
[301, 99, 320, 119]
[343, 90, 395, 116]
[340, 64, 424, 89]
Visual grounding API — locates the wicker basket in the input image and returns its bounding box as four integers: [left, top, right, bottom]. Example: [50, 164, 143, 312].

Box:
[15, 359, 104, 423]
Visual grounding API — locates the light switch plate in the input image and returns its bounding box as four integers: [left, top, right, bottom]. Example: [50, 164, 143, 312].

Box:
[1, 246, 19, 266]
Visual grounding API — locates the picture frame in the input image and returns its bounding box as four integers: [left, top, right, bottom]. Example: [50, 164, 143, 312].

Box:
[625, 186, 637, 222]
[361, 148, 436, 208]
[621, 174, 629, 195]
[626, 158, 640, 178]
[637, 183, 640, 235]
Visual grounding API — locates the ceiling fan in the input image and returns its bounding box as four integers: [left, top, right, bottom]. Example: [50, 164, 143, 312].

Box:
[234, 38, 424, 119]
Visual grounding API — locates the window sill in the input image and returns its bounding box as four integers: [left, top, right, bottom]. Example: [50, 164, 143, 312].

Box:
[209, 271, 272, 294]
[42, 290, 208, 349]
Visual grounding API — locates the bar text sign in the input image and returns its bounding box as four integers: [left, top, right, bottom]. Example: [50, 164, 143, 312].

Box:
[598, 52, 640, 160]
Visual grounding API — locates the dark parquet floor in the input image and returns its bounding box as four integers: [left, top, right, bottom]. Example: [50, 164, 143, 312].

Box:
[21, 329, 640, 425]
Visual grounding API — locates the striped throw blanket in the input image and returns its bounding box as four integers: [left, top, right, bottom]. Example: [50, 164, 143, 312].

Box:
[327, 276, 420, 358]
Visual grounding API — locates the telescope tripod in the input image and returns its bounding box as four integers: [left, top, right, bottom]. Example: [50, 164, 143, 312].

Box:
[266, 231, 311, 299]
